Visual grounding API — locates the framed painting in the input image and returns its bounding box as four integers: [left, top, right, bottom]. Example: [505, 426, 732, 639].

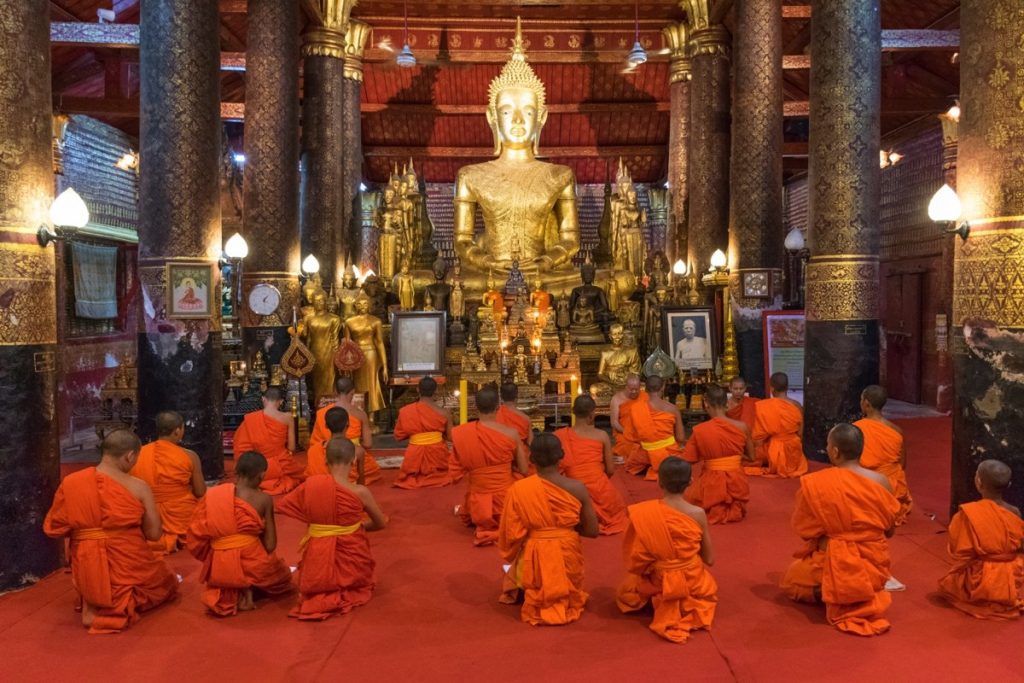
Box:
[391, 310, 447, 375]
[166, 262, 215, 319]
[762, 310, 805, 393]
[662, 306, 717, 371]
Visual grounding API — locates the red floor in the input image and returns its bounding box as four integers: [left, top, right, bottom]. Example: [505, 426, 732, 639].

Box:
[3, 416, 1020, 682]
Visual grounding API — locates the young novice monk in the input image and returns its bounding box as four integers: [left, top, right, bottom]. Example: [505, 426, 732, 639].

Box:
[393, 376, 453, 489]
[278, 439, 387, 620]
[854, 385, 912, 525]
[617, 457, 717, 644]
[627, 375, 686, 481]
[749, 372, 807, 478]
[306, 407, 362, 481]
[233, 387, 303, 494]
[499, 433, 599, 625]
[186, 451, 293, 616]
[938, 459, 1024, 620]
[725, 376, 758, 432]
[308, 378, 382, 485]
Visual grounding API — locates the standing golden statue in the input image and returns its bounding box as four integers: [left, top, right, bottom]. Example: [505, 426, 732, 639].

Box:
[344, 293, 388, 416]
[375, 184, 401, 282]
[300, 289, 343, 404]
[395, 262, 415, 311]
[338, 267, 361, 319]
[610, 158, 647, 280]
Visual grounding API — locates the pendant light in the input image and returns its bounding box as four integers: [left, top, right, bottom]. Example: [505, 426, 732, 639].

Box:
[396, 0, 416, 68]
[627, 0, 648, 67]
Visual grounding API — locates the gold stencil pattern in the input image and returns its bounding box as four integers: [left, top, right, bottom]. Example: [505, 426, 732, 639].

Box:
[0, 243, 57, 345]
[805, 256, 879, 322]
[953, 226, 1024, 328]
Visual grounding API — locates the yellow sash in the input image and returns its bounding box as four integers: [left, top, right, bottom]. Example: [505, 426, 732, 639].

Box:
[641, 436, 676, 452]
[72, 527, 109, 541]
[530, 527, 576, 541]
[409, 431, 443, 446]
[299, 522, 362, 551]
[211, 533, 260, 550]
[704, 455, 743, 472]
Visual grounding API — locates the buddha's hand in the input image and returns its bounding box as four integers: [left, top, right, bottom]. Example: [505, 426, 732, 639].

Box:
[531, 255, 555, 272]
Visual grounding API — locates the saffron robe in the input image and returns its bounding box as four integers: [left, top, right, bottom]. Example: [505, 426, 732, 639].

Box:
[617, 500, 717, 643]
[43, 469, 177, 633]
[498, 475, 587, 625]
[233, 411, 303, 495]
[131, 439, 198, 553]
[618, 391, 649, 475]
[780, 468, 900, 636]
[750, 398, 807, 478]
[277, 475, 376, 619]
[304, 406, 334, 477]
[938, 500, 1024, 620]
[682, 418, 751, 525]
[726, 396, 758, 432]
[186, 484, 292, 616]
[346, 418, 383, 485]
[393, 402, 452, 489]
[627, 399, 685, 481]
[555, 428, 628, 535]
[451, 421, 518, 546]
[854, 418, 912, 525]
[496, 405, 531, 446]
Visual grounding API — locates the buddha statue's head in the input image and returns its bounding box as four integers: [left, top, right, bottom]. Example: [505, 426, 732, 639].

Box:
[609, 323, 625, 347]
[354, 294, 370, 315]
[312, 290, 327, 313]
[432, 256, 449, 281]
[486, 18, 547, 156]
[580, 262, 597, 285]
[342, 269, 357, 289]
[487, 270, 496, 290]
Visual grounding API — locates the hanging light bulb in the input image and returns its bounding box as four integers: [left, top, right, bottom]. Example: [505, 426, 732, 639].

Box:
[396, 0, 416, 68]
[301, 254, 321, 275]
[627, 0, 647, 67]
[50, 188, 90, 228]
[224, 233, 249, 260]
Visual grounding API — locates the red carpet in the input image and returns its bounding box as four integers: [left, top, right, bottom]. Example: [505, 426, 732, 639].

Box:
[4, 416, 1020, 682]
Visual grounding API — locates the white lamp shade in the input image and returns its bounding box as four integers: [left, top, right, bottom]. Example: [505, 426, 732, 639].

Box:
[945, 104, 960, 121]
[224, 233, 249, 259]
[928, 184, 962, 222]
[672, 259, 687, 275]
[301, 254, 320, 274]
[710, 249, 727, 269]
[784, 227, 806, 251]
[50, 188, 90, 229]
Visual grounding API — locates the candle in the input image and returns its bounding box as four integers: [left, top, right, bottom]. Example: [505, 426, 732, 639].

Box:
[459, 379, 468, 425]
[569, 374, 579, 425]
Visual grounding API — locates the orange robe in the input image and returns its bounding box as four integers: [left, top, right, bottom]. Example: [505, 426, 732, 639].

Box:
[304, 405, 334, 477]
[682, 418, 751, 525]
[498, 475, 587, 625]
[185, 483, 292, 616]
[233, 411, 304, 495]
[130, 439, 198, 553]
[627, 399, 685, 481]
[42, 469, 177, 633]
[618, 391, 648, 475]
[346, 417, 383, 485]
[854, 418, 912, 525]
[750, 398, 807, 478]
[497, 405, 533, 477]
[617, 500, 717, 643]
[726, 396, 758, 432]
[393, 402, 452, 489]
[938, 500, 1024, 620]
[780, 468, 900, 636]
[451, 421, 517, 546]
[554, 427, 627, 535]
[277, 474, 375, 619]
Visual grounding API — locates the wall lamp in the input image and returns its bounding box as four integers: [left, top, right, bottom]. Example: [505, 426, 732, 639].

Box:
[928, 184, 970, 242]
[37, 188, 90, 247]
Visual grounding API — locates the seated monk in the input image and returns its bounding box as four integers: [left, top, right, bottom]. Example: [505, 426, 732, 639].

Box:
[130, 411, 205, 553]
[498, 433, 599, 625]
[627, 375, 686, 481]
[497, 383, 534, 473]
[617, 457, 717, 644]
[780, 423, 899, 636]
[328, 377, 383, 485]
[612, 375, 648, 474]
[854, 385, 912, 525]
[554, 395, 628, 535]
[451, 385, 529, 546]
[393, 376, 454, 489]
[306, 407, 367, 483]
[186, 451, 293, 616]
[749, 372, 807, 478]
[277, 439, 387, 620]
[43, 430, 177, 633]
[938, 459, 1024, 620]
[681, 385, 754, 525]
[726, 376, 758, 433]
[232, 387, 303, 495]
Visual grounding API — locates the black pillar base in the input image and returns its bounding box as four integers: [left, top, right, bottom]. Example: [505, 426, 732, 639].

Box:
[137, 332, 225, 479]
[241, 326, 291, 370]
[735, 325, 766, 398]
[0, 345, 61, 590]
[803, 319, 879, 461]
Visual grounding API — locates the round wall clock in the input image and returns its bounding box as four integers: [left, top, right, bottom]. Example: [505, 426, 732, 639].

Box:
[248, 283, 281, 316]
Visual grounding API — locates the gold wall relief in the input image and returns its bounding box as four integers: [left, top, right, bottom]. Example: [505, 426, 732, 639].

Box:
[0, 242, 57, 346]
[805, 255, 879, 322]
[953, 224, 1024, 328]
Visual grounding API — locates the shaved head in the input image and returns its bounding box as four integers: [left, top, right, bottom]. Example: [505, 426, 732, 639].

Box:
[625, 374, 641, 400]
[155, 411, 184, 437]
[101, 429, 141, 459]
[645, 375, 665, 394]
[335, 377, 355, 395]
[324, 407, 350, 435]
[572, 394, 596, 418]
[419, 376, 438, 398]
[977, 459, 1012, 492]
[476, 386, 499, 415]
[704, 384, 727, 409]
[263, 387, 285, 404]
[658, 457, 691, 494]
[500, 383, 518, 403]
[235, 451, 268, 480]
[530, 432, 564, 468]
[861, 384, 887, 411]
[327, 438, 355, 467]
[770, 373, 789, 393]
[828, 423, 864, 461]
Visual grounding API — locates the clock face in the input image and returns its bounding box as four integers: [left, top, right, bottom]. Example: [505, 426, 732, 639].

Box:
[248, 283, 281, 316]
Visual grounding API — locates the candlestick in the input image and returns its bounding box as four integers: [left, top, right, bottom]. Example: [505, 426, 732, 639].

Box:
[459, 379, 468, 425]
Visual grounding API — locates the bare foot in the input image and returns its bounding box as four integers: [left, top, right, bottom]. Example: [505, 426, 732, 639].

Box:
[238, 588, 256, 612]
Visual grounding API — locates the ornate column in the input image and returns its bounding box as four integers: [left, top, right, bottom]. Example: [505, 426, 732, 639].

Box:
[683, 1, 731, 290]
[0, 0, 60, 590]
[934, 108, 958, 414]
[241, 0, 300, 367]
[300, 0, 353, 289]
[803, 0, 881, 458]
[343, 20, 371, 270]
[138, 0, 224, 478]
[663, 22, 691, 264]
[728, 0, 784, 396]
[951, 0, 1024, 511]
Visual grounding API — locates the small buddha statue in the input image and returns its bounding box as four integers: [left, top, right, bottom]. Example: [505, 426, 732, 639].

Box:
[529, 271, 551, 317]
[376, 186, 401, 282]
[425, 256, 452, 315]
[512, 344, 530, 384]
[326, 283, 340, 316]
[481, 270, 505, 322]
[423, 289, 435, 311]
[450, 278, 465, 320]
[508, 288, 531, 326]
[555, 294, 571, 330]
[251, 350, 267, 377]
[395, 262, 415, 311]
[591, 323, 642, 401]
[569, 261, 611, 343]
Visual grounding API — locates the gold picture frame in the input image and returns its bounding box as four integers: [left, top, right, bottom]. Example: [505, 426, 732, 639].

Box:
[166, 262, 215, 319]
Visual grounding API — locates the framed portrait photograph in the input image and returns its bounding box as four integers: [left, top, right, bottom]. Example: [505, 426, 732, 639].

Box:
[662, 306, 717, 371]
[391, 311, 446, 375]
[166, 262, 215, 319]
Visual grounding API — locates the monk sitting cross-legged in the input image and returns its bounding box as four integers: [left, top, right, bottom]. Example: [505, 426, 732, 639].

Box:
[499, 432, 599, 625]
[614, 375, 649, 474]
[131, 410, 206, 553]
[393, 376, 454, 489]
[43, 430, 178, 634]
[748, 372, 807, 478]
[627, 375, 686, 481]
[938, 459, 1024, 620]
[725, 376, 758, 433]
[451, 385, 529, 546]
[278, 439, 387, 620]
[554, 395, 628, 535]
[855, 384, 912, 525]
[682, 384, 754, 525]
[617, 457, 717, 644]
[186, 451, 293, 616]
[324, 377, 383, 485]
[232, 387, 304, 495]
[780, 423, 899, 636]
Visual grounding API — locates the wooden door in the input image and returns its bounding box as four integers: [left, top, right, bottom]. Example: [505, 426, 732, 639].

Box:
[884, 272, 923, 404]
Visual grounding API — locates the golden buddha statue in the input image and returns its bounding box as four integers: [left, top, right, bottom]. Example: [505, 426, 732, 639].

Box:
[345, 293, 388, 414]
[529, 270, 551, 316]
[481, 270, 505, 321]
[376, 186, 401, 282]
[591, 323, 642, 401]
[300, 289, 343, 404]
[610, 158, 647, 280]
[395, 262, 415, 311]
[338, 267, 361, 319]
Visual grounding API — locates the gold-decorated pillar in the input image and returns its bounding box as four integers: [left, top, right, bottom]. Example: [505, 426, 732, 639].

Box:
[344, 20, 371, 270]
[138, 0, 224, 478]
[951, 0, 1024, 512]
[803, 0, 881, 459]
[934, 108, 958, 414]
[663, 22, 691, 264]
[241, 0, 301, 366]
[0, 0, 61, 590]
[728, 0, 784, 397]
